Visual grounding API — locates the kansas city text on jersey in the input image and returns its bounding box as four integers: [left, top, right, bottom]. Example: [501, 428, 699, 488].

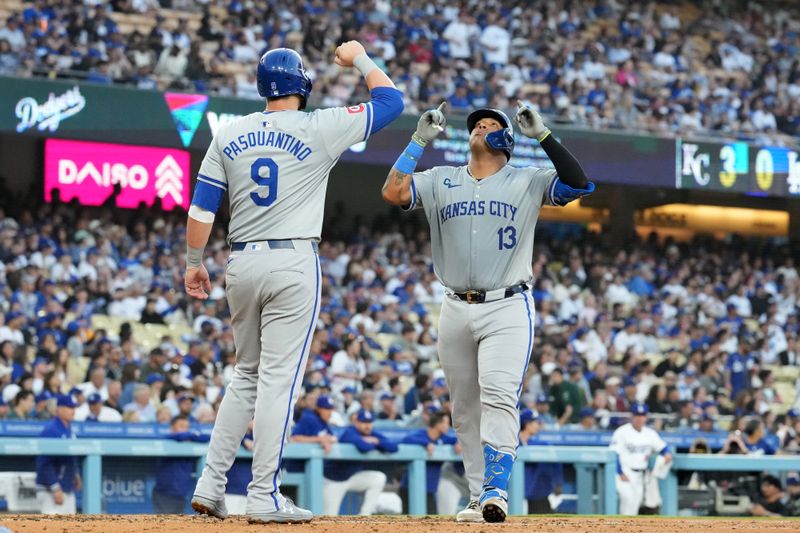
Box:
[222, 130, 312, 162]
[439, 200, 519, 223]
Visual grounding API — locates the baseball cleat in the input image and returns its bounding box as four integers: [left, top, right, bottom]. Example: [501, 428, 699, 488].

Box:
[247, 497, 313, 524]
[480, 489, 508, 523]
[456, 499, 484, 522]
[191, 495, 228, 519]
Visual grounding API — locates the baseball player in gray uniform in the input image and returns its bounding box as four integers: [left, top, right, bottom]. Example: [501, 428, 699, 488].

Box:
[184, 42, 403, 523]
[382, 101, 594, 522]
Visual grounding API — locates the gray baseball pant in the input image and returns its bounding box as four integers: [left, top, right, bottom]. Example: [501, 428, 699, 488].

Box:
[194, 240, 320, 513]
[437, 290, 535, 499]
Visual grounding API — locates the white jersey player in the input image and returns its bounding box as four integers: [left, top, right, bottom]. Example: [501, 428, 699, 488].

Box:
[185, 43, 403, 524]
[610, 403, 672, 515]
[382, 101, 594, 522]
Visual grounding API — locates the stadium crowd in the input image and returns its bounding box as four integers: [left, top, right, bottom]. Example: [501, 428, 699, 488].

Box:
[1, 0, 799, 145]
[0, 195, 798, 461]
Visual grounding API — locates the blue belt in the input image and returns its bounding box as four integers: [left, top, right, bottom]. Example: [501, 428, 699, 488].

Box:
[230, 240, 318, 252]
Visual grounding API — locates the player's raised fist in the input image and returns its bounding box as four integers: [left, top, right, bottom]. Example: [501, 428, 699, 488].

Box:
[334, 40, 367, 67]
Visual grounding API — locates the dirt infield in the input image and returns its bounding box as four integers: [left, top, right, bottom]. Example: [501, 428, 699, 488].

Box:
[1, 515, 798, 533]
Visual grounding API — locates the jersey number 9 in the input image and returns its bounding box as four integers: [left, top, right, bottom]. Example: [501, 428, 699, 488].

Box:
[250, 157, 279, 207]
[497, 225, 517, 250]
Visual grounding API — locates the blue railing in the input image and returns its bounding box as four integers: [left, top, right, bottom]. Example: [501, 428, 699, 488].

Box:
[2, 437, 795, 516]
[0, 437, 616, 515]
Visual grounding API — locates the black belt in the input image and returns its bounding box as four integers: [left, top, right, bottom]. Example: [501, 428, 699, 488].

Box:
[230, 240, 318, 252]
[453, 283, 529, 304]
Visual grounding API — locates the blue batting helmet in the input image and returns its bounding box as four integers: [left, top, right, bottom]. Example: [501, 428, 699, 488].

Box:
[256, 48, 312, 109]
[466, 108, 515, 160]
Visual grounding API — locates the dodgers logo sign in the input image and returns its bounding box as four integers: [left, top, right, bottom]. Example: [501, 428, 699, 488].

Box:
[44, 139, 190, 210]
[15, 86, 86, 133]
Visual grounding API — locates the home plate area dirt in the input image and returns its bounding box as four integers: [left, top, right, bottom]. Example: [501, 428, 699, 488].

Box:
[1, 515, 799, 533]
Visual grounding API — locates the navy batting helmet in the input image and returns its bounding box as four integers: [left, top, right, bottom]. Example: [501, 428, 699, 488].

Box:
[466, 108, 515, 160]
[256, 48, 312, 109]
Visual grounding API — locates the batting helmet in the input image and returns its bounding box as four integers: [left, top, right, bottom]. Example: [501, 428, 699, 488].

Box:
[466, 108, 515, 160]
[256, 48, 312, 109]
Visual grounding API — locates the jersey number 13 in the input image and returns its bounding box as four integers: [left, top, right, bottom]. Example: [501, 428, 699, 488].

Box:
[497, 225, 517, 250]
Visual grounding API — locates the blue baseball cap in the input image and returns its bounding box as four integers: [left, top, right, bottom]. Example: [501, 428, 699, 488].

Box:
[87, 393, 102, 404]
[520, 408, 538, 425]
[578, 407, 595, 418]
[432, 378, 447, 389]
[535, 393, 549, 404]
[35, 391, 53, 403]
[787, 409, 798, 419]
[356, 409, 374, 423]
[380, 392, 395, 401]
[316, 395, 335, 410]
[630, 403, 649, 416]
[146, 374, 165, 385]
[57, 394, 78, 408]
[341, 386, 356, 395]
[69, 386, 84, 396]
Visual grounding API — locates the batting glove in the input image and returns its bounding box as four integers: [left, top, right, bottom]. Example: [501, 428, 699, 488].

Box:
[515, 100, 551, 142]
[412, 102, 447, 146]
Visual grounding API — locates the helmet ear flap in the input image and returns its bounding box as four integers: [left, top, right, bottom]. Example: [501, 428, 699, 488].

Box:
[484, 127, 515, 160]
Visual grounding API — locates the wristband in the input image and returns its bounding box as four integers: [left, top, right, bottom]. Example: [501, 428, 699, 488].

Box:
[186, 245, 203, 268]
[394, 139, 425, 174]
[353, 53, 379, 77]
[537, 129, 552, 143]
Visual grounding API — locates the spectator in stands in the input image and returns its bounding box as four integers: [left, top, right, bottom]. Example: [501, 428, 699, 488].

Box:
[329, 334, 367, 396]
[549, 368, 584, 425]
[35, 395, 81, 514]
[378, 392, 402, 421]
[323, 409, 398, 516]
[7, 390, 34, 420]
[83, 392, 122, 422]
[152, 415, 210, 513]
[123, 383, 156, 423]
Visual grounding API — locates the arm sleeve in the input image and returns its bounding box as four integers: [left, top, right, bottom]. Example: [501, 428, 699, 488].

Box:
[376, 433, 399, 453]
[404, 167, 437, 211]
[652, 432, 668, 454]
[341, 428, 377, 452]
[539, 132, 589, 188]
[192, 131, 228, 213]
[313, 87, 404, 159]
[36, 455, 59, 488]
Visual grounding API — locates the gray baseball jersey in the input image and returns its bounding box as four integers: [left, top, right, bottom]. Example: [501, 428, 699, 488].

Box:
[196, 103, 375, 242]
[407, 165, 557, 292]
[193, 101, 379, 515]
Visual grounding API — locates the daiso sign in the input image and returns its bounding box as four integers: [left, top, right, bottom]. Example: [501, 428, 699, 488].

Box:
[44, 139, 190, 210]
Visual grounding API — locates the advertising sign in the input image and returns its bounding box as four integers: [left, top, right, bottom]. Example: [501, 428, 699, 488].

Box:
[44, 139, 190, 210]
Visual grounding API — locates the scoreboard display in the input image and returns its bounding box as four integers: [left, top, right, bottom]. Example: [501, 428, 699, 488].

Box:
[677, 139, 800, 197]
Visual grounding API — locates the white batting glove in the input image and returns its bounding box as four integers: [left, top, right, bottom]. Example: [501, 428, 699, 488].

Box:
[412, 101, 447, 146]
[515, 100, 551, 142]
